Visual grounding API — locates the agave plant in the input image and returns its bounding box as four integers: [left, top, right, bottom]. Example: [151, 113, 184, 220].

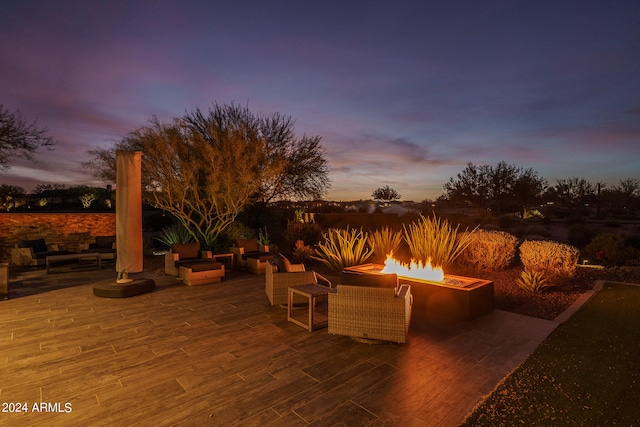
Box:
[367, 227, 403, 261]
[404, 214, 475, 268]
[155, 223, 195, 247]
[312, 227, 373, 272]
[516, 270, 551, 293]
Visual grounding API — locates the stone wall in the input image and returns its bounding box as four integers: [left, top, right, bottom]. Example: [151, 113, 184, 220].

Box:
[0, 213, 116, 263]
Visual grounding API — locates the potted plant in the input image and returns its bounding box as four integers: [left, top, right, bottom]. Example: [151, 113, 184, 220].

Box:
[258, 227, 270, 252]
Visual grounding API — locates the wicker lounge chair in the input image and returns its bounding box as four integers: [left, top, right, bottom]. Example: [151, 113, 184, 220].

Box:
[164, 242, 213, 276]
[328, 273, 412, 343]
[265, 253, 331, 306]
[230, 238, 272, 272]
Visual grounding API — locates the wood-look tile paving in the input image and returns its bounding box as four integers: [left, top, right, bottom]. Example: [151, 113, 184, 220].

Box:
[0, 264, 560, 426]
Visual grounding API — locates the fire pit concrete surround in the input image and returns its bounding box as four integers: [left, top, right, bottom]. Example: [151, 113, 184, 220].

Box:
[342, 263, 494, 321]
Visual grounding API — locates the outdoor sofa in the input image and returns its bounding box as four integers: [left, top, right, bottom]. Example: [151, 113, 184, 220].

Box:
[10, 238, 73, 267]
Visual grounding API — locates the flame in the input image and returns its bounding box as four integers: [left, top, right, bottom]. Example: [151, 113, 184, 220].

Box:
[380, 253, 444, 282]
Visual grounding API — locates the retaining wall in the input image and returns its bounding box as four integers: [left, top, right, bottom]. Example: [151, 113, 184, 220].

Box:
[0, 213, 116, 263]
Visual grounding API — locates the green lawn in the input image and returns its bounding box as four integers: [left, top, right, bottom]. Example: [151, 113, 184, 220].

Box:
[461, 282, 640, 426]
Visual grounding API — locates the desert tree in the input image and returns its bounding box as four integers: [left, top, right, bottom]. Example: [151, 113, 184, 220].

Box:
[551, 177, 596, 208]
[0, 104, 55, 170]
[0, 184, 25, 210]
[613, 178, 640, 199]
[85, 103, 323, 247]
[86, 103, 330, 202]
[512, 167, 548, 217]
[444, 161, 546, 213]
[608, 178, 640, 213]
[182, 105, 329, 203]
[443, 162, 492, 209]
[372, 185, 401, 203]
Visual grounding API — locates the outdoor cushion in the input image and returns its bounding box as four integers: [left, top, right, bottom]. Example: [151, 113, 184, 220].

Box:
[93, 235, 116, 248]
[20, 238, 48, 254]
[171, 242, 200, 259]
[339, 271, 398, 290]
[180, 261, 222, 272]
[236, 238, 259, 253]
[273, 253, 294, 272]
[245, 253, 273, 262]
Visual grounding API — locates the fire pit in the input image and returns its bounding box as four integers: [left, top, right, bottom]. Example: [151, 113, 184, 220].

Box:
[343, 257, 494, 321]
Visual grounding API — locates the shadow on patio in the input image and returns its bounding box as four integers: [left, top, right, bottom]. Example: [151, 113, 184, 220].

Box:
[1, 266, 559, 426]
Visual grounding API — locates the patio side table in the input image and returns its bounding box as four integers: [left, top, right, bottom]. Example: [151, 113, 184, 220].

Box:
[212, 252, 234, 272]
[46, 252, 102, 273]
[287, 283, 331, 331]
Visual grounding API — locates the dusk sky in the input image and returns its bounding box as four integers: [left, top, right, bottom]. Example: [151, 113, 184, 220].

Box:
[1, 1, 639, 201]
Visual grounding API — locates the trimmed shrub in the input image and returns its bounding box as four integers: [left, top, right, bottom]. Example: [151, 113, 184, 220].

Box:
[458, 230, 518, 271]
[516, 270, 551, 293]
[312, 227, 373, 272]
[519, 240, 580, 277]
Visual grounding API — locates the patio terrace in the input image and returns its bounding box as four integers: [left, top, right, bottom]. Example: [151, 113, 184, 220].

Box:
[1, 265, 559, 426]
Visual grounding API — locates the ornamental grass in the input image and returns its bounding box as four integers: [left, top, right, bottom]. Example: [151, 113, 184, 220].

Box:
[367, 227, 403, 261]
[404, 214, 475, 268]
[312, 227, 373, 272]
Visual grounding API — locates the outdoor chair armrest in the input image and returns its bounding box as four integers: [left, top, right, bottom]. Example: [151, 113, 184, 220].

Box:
[10, 247, 36, 266]
[288, 263, 306, 272]
[396, 284, 411, 299]
[315, 272, 332, 288]
[230, 246, 245, 255]
[164, 252, 180, 275]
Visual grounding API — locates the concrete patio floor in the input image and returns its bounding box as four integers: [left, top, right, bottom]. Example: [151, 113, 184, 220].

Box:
[1, 263, 568, 426]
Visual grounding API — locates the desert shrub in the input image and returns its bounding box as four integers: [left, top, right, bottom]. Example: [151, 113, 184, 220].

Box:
[404, 214, 475, 268]
[155, 224, 195, 247]
[568, 224, 600, 249]
[284, 221, 323, 248]
[312, 227, 373, 272]
[519, 240, 580, 277]
[516, 270, 551, 293]
[224, 221, 255, 241]
[292, 239, 315, 263]
[582, 233, 630, 267]
[458, 230, 518, 271]
[367, 227, 403, 261]
[523, 209, 544, 219]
